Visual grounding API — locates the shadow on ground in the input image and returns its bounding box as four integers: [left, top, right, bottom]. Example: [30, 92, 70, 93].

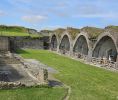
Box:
[48, 80, 63, 87]
[15, 49, 30, 54]
[0, 64, 24, 82]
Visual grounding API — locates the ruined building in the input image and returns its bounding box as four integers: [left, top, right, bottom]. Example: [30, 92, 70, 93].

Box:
[0, 36, 48, 88]
[50, 26, 118, 69]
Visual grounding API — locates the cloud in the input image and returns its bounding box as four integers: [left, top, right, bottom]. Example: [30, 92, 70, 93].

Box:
[73, 13, 118, 19]
[22, 15, 48, 23]
[72, 3, 118, 19]
[7, 0, 33, 11]
[8, 0, 33, 4]
[0, 10, 6, 16]
[77, 4, 103, 14]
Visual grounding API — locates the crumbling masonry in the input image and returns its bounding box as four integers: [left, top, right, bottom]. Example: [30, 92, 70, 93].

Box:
[50, 27, 118, 69]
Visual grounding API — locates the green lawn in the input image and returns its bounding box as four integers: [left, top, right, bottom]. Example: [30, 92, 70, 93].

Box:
[0, 31, 41, 37]
[16, 49, 118, 100]
[0, 87, 66, 100]
[0, 31, 29, 36]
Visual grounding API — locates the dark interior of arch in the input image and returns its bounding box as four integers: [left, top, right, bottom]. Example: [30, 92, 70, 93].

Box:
[51, 35, 57, 50]
[93, 36, 117, 62]
[73, 35, 88, 55]
[59, 35, 70, 51]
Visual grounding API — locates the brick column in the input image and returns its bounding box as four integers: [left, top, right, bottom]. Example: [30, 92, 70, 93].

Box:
[116, 55, 118, 68]
[87, 48, 93, 62]
[69, 41, 73, 56]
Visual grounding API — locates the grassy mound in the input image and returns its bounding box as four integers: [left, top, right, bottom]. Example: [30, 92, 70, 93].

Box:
[0, 25, 27, 33]
[0, 25, 40, 37]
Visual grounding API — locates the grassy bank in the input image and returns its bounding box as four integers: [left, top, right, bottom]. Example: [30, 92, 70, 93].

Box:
[16, 49, 118, 100]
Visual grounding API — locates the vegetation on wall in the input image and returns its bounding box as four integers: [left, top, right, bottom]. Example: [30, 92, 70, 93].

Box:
[52, 27, 104, 39]
[1, 25, 118, 38]
[40, 30, 53, 34]
[53, 27, 80, 39]
[53, 28, 66, 37]
[105, 25, 118, 33]
[67, 27, 80, 39]
[81, 26, 104, 39]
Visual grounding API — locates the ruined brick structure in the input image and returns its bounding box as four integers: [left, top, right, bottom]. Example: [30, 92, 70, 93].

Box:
[50, 27, 118, 69]
[0, 36, 49, 87]
[0, 37, 9, 52]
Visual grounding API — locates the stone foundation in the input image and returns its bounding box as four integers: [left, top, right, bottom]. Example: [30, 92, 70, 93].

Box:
[13, 54, 48, 83]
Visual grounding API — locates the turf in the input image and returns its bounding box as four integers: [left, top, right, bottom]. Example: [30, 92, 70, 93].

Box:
[0, 87, 66, 100]
[0, 31, 41, 37]
[16, 49, 118, 100]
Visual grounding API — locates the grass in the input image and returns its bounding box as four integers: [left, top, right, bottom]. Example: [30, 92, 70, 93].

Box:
[16, 49, 118, 100]
[0, 31, 41, 37]
[0, 25, 41, 37]
[0, 31, 29, 36]
[0, 87, 66, 100]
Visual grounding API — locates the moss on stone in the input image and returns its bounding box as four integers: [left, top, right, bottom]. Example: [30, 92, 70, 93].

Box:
[81, 26, 104, 39]
[53, 27, 104, 39]
[67, 27, 80, 39]
[51, 26, 118, 40]
[53, 27, 80, 39]
[53, 28, 66, 37]
[105, 25, 118, 33]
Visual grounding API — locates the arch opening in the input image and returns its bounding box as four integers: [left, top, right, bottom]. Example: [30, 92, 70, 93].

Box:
[59, 35, 70, 54]
[73, 35, 89, 58]
[93, 36, 117, 62]
[50, 35, 58, 51]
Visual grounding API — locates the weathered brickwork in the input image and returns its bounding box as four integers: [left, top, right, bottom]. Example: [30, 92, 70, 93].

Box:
[50, 29, 118, 69]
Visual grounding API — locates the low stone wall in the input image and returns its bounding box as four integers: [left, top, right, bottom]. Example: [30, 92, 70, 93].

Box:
[0, 37, 9, 52]
[9, 36, 44, 51]
[13, 54, 48, 84]
[0, 82, 25, 89]
[0, 36, 50, 52]
[91, 57, 118, 69]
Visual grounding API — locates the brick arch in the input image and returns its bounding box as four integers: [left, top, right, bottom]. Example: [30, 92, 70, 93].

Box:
[50, 33, 59, 51]
[93, 32, 118, 62]
[73, 32, 91, 55]
[59, 32, 73, 54]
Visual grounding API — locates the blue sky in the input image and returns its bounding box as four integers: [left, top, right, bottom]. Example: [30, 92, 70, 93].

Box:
[0, 0, 118, 30]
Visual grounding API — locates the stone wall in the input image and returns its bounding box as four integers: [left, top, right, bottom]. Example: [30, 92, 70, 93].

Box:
[50, 31, 118, 70]
[9, 36, 49, 51]
[13, 54, 48, 84]
[0, 37, 9, 52]
[93, 37, 117, 59]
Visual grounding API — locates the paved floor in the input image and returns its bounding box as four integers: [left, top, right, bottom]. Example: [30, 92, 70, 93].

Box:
[0, 64, 44, 86]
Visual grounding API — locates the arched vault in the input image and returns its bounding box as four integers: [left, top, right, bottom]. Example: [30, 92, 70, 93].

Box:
[50, 34, 58, 50]
[59, 32, 72, 54]
[73, 32, 91, 56]
[93, 32, 118, 62]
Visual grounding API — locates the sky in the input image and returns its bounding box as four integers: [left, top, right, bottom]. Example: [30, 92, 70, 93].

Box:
[0, 0, 118, 30]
